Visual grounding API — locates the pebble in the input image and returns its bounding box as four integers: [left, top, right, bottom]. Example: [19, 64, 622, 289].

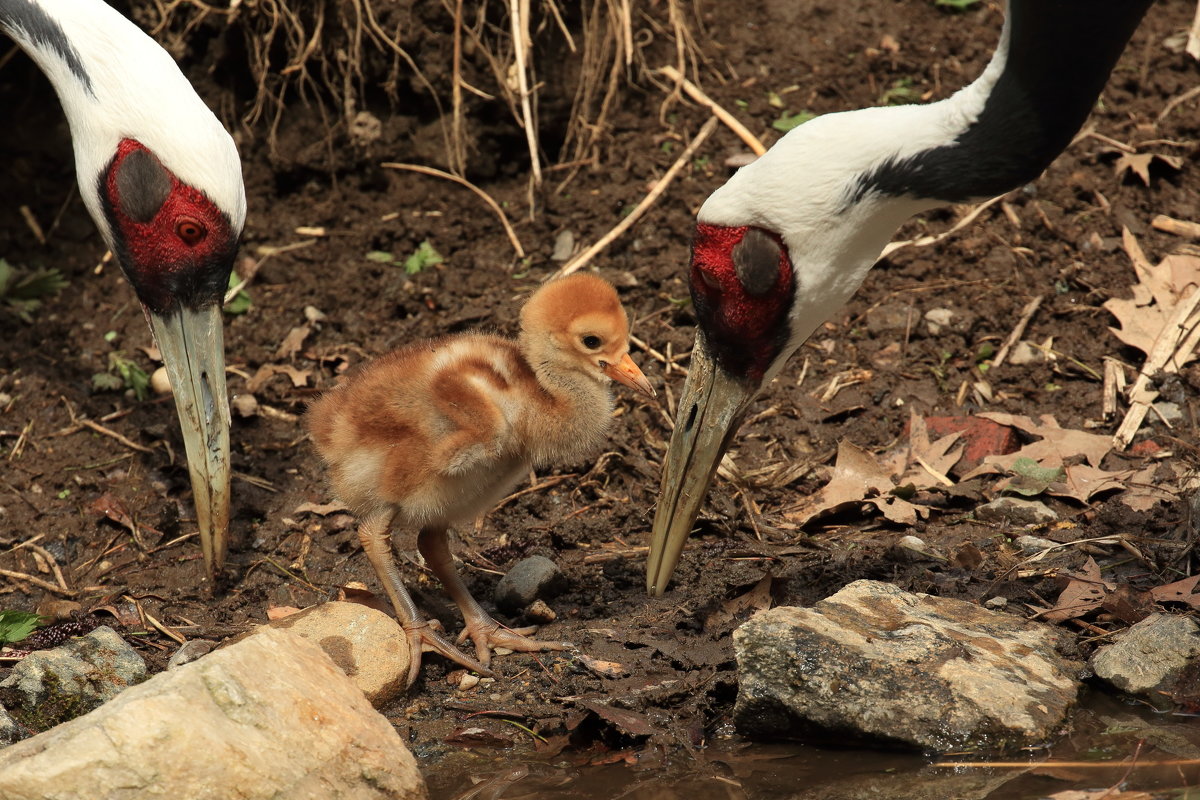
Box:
[1006, 341, 1044, 366]
[976, 497, 1058, 526]
[167, 639, 217, 669]
[525, 598, 557, 623]
[1152, 402, 1184, 425]
[924, 308, 955, 336]
[494, 556, 568, 613]
[1014, 534, 1059, 554]
[551, 230, 575, 262]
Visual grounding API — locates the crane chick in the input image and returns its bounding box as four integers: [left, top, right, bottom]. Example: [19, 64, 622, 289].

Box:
[307, 273, 654, 687]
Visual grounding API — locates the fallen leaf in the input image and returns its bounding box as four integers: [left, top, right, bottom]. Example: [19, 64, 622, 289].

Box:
[1104, 231, 1200, 359]
[246, 364, 313, 393]
[965, 413, 1112, 475]
[89, 492, 163, 539]
[294, 501, 350, 516]
[1114, 151, 1183, 186]
[266, 605, 301, 621]
[577, 699, 660, 737]
[576, 654, 627, 678]
[1101, 584, 1154, 624]
[444, 726, 514, 748]
[1120, 464, 1177, 511]
[274, 324, 312, 360]
[1043, 558, 1112, 624]
[1150, 575, 1200, 610]
[704, 573, 774, 632]
[786, 440, 927, 527]
[1049, 464, 1135, 504]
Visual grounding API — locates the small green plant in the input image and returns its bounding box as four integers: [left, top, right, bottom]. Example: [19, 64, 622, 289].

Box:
[1004, 457, 1065, 497]
[772, 110, 817, 133]
[879, 78, 920, 106]
[92, 351, 151, 400]
[935, 0, 981, 9]
[367, 240, 445, 276]
[0, 259, 68, 322]
[224, 272, 251, 315]
[0, 609, 44, 645]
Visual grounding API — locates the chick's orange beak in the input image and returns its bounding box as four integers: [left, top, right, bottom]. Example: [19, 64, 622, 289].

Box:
[604, 353, 656, 397]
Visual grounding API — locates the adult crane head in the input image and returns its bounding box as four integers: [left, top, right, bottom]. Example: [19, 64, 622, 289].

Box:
[2, 0, 246, 580]
[646, 0, 1155, 596]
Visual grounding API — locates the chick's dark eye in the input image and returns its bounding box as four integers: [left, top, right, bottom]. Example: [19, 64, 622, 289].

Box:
[581, 335, 602, 349]
[176, 217, 207, 246]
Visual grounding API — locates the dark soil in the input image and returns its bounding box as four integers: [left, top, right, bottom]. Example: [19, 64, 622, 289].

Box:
[2, 0, 1199, 792]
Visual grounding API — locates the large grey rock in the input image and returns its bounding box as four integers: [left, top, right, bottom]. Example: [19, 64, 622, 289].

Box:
[494, 556, 567, 613]
[0, 628, 427, 800]
[263, 601, 410, 706]
[1091, 613, 1200, 708]
[0, 626, 145, 732]
[976, 497, 1058, 526]
[733, 580, 1082, 752]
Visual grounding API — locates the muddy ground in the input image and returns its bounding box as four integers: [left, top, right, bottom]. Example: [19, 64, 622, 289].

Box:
[1, 0, 1199, 794]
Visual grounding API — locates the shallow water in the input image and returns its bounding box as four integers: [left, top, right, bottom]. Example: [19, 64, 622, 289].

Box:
[424, 693, 1200, 800]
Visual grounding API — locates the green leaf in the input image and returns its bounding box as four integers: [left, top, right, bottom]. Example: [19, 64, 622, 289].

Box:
[0, 610, 44, 645]
[365, 250, 397, 264]
[57, 488, 70, 500]
[1004, 457, 1066, 497]
[108, 353, 151, 401]
[766, 90, 784, 109]
[771, 111, 816, 133]
[91, 372, 124, 393]
[934, 0, 981, 9]
[879, 78, 920, 106]
[224, 272, 251, 315]
[403, 241, 445, 275]
[0, 260, 68, 322]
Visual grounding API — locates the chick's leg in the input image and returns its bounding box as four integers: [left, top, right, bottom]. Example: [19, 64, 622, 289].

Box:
[417, 525, 571, 667]
[357, 511, 492, 687]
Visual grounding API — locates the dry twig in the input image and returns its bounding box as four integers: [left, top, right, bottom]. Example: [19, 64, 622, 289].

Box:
[991, 295, 1044, 369]
[552, 116, 719, 279]
[380, 162, 526, 258]
[658, 65, 766, 155]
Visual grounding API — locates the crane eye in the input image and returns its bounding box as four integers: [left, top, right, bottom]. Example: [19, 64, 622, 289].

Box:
[581, 335, 602, 349]
[176, 217, 207, 246]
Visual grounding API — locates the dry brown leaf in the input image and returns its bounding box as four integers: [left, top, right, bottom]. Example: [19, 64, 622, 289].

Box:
[246, 363, 313, 392]
[964, 413, 1112, 478]
[1053, 464, 1135, 504]
[1043, 557, 1112, 624]
[275, 324, 312, 360]
[266, 605, 302, 621]
[888, 413, 963, 485]
[1114, 151, 1183, 186]
[786, 440, 927, 527]
[704, 573, 774, 632]
[1149, 575, 1200, 610]
[1104, 232, 1200, 358]
[1120, 464, 1176, 511]
[577, 654, 627, 678]
[89, 492, 163, 539]
[294, 501, 349, 516]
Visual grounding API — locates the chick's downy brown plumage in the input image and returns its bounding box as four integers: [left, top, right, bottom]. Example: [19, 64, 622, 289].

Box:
[307, 273, 653, 686]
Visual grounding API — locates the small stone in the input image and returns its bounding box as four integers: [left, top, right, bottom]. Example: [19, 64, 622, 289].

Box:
[984, 597, 1008, 610]
[976, 497, 1058, 526]
[924, 308, 955, 336]
[866, 303, 917, 335]
[0, 626, 146, 732]
[458, 673, 480, 691]
[150, 366, 172, 396]
[232, 393, 259, 418]
[1014, 535, 1059, 554]
[525, 599, 557, 623]
[551, 230, 575, 262]
[1152, 402, 1184, 425]
[494, 556, 567, 613]
[263, 601, 410, 707]
[0, 629, 427, 799]
[893, 535, 945, 562]
[167, 639, 217, 670]
[303, 306, 327, 323]
[1006, 341, 1044, 366]
[1091, 614, 1200, 709]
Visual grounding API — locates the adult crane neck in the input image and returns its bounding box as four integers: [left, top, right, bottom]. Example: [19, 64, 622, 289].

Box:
[854, 0, 1156, 206]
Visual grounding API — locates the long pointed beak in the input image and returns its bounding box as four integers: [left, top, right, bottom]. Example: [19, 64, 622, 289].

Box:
[604, 353, 656, 398]
[647, 337, 758, 596]
[148, 305, 231, 582]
